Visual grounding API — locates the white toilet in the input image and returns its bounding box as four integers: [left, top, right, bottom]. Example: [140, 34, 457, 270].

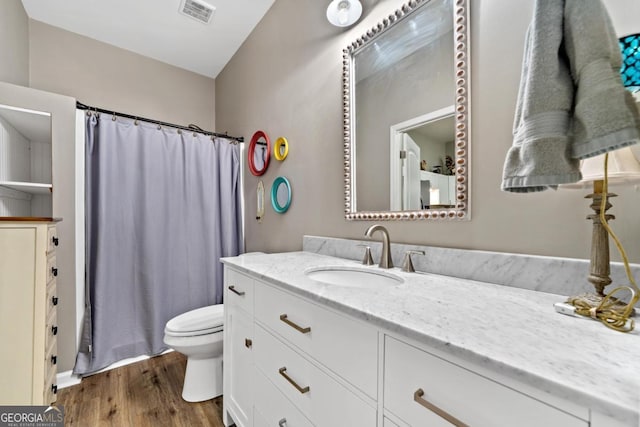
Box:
[163, 304, 224, 402]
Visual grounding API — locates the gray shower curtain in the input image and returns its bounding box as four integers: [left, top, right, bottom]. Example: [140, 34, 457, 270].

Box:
[74, 113, 242, 376]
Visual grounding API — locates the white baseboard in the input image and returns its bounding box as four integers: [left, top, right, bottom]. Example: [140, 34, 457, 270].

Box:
[56, 349, 174, 390]
[56, 371, 82, 390]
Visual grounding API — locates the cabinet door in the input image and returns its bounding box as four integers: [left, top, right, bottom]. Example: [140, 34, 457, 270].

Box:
[224, 303, 254, 427]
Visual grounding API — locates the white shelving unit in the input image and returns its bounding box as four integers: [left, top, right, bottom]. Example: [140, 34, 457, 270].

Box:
[0, 181, 52, 194]
[0, 104, 52, 217]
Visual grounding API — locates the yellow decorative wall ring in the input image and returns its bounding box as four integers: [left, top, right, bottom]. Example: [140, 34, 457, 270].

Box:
[274, 137, 289, 161]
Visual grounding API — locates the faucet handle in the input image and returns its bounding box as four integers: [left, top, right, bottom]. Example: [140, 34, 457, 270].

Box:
[357, 244, 375, 265]
[402, 250, 425, 272]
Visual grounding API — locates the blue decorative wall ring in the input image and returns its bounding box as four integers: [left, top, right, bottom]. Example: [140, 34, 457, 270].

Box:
[271, 176, 292, 213]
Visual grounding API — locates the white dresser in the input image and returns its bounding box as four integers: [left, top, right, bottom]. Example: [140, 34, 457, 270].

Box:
[0, 219, 60, 405]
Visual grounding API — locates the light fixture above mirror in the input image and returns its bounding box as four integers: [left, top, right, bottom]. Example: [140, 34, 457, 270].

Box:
[327, 0, 363, 27]
[342, 0, 471, 221]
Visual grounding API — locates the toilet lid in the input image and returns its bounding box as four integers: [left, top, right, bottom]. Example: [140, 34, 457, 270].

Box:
[165, 304, 224, 336]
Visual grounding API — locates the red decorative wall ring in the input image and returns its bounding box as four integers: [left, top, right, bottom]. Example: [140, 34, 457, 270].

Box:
[248, 130, 271, 176]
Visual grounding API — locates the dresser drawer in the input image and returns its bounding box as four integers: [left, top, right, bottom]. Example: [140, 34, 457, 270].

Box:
[45, 308, 58, 352]
[46, 254, 58, 284]
[46, 226, 58, 254]
[254, 368, 313, 427]
[254, 324, 376, 427]
[46, 279, 58, 314]
[384, 336, 587, 427]
[224, 268, 254, 315]
[43, 365, 57, 404]
[254, 283, 378, 398]
[45, 337, 57, 379]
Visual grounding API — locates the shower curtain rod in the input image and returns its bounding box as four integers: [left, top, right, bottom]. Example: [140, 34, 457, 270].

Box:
[76, 101, 244, 143]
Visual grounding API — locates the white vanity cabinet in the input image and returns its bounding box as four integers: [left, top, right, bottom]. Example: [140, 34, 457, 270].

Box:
[223, 260, 633, 427]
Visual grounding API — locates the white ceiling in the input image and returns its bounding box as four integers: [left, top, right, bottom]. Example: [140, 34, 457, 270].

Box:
[21, 0, 276, 78]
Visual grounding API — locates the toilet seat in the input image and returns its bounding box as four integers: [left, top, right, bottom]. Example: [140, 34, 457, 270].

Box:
[165, 304, 224, 337]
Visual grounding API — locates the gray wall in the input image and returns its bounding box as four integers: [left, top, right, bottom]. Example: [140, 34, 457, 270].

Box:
[216, 0, 640, 264]
[29, 20, 216, 131]
[0, 0, 29, 86]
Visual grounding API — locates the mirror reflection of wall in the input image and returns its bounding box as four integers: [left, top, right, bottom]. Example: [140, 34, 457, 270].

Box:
[354, 0, 454, 212]
[253, 138, 267, 171]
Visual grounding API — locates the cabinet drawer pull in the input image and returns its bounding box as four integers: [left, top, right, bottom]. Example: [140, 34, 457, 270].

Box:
[414, 389, 468, 427]
[278, 418, 287, 427]
[51, 384, 58, 394]
[245, 338, 252, 348]
[51, 326, 58, 336]
[228, 285, 245, 296]
[279, 314, 311, 334]
[278, 367, 310, 394]
[52, 296, 59, 306]
[52, 237, 59, 246]
[51, 267, 58, 277]
[51, 355, 57, 365]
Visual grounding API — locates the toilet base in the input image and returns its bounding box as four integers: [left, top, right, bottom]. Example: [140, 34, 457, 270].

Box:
[182, 355, 223, 402]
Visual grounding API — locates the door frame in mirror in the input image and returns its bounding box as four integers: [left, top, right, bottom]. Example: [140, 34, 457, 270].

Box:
[342, 0, 471, 221]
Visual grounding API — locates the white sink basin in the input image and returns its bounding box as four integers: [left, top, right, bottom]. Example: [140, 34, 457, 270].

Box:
[304, 266, 403, 288]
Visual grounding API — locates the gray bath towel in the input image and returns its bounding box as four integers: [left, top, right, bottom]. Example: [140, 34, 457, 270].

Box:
[501, 0, 640, 193]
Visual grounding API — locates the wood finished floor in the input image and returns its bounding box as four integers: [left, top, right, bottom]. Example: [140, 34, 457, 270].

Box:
[57, 351, 225, 427]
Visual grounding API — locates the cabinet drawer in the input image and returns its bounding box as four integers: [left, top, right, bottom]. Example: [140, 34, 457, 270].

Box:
[45, 308, 58, 352]
[45, 337, 57, 381]
[254, 368, 313, 427]
[254, 283, 378, 398]
[46, 279, 58, 314]
[47, 226, 58, 254]
[254, 324, 376, 427]
[43, 366, 57, 404]
[46, 254, 58, 284]
[384, 336, 587, 427]
[224, 268, 254, 315]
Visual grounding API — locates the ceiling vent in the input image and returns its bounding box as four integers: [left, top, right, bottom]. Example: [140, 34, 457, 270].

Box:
[179, 0, 216, 24]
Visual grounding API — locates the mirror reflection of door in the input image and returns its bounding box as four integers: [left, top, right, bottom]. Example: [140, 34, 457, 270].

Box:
[390, 106, 455, 210]
[401, 134, 421, 210]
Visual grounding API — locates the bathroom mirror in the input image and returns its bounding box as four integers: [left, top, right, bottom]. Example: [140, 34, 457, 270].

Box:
[248, 130, 271, 176]
[343, 0, 471, 220]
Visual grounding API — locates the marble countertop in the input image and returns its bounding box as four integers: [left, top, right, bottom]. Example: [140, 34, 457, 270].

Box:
[222, 251, 640, 424]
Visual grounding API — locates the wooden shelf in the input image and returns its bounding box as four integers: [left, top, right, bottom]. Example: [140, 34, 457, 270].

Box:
[0, 181, 52, 195]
